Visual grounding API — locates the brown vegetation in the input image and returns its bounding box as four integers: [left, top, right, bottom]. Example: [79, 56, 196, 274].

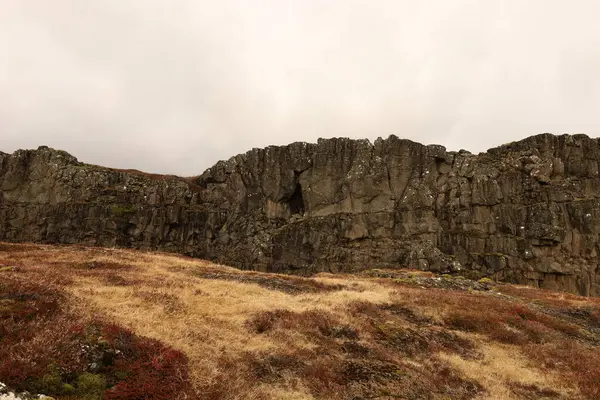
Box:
[1, 242, 599, 399]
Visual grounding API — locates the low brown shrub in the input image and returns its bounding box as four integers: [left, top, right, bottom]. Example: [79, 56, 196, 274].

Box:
[246, 309, 357, 340]
[444, 294, 583, 345]
[509, 382, 561, 399]
[301, 357, 346, 397]
[524, 340, 600, 399]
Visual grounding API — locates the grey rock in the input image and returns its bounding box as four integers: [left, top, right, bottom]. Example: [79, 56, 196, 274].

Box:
[2, 134, 600, 296]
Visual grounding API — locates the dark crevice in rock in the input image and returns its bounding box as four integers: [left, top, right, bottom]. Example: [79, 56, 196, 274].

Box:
[288, 180, 305, 216]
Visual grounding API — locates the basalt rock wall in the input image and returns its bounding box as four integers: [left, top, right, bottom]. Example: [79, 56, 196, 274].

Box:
[2, 133, 600, 296]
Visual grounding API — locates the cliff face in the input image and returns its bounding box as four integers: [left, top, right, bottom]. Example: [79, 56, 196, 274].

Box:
[2, 133, 600, 296]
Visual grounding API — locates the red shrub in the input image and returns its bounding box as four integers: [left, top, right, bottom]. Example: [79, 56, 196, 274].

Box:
[508, 304, 535, 320]
[0, 273, 191, 399]
[102, 325, 191, 400]
[0, 358, 46, 388]
[0, 277, 64, 390]
[524, 340, 600, 399]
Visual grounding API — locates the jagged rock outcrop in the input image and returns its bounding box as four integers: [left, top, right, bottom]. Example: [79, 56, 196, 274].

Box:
[2, 134, 600, 296]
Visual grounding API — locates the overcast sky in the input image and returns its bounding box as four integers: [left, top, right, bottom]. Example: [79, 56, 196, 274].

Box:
[1, 1, 600, 175]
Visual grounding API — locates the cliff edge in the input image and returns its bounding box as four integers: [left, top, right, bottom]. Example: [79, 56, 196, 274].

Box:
[2, 133, 600, 296]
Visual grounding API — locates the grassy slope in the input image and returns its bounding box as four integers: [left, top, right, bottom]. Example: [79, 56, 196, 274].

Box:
[1, 242, 600, 400]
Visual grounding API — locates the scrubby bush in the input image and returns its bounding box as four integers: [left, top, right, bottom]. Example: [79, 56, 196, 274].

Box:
[0, 274, 191, 399]
[76, 373, 106, 399]
[102, 324, 190, 399]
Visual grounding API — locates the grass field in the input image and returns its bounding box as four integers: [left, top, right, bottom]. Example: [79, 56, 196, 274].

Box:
[1, 242, 600, 399]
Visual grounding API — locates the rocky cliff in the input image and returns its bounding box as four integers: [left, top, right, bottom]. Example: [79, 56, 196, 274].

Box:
[2, 133, 600, 296]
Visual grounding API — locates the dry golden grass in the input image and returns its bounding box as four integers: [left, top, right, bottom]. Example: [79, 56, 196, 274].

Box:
[439, 337, 573, 399]
[2, 242, 600, 399]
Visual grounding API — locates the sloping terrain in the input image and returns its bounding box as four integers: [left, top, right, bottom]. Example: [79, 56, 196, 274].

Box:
[1, 243, 600, 399]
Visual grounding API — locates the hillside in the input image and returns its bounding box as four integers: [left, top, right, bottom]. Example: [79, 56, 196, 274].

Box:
[2, 134, 600, 297]
[1, 242, 600, 399]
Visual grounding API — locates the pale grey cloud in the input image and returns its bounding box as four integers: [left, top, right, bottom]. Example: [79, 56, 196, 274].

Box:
[1, 0, 599, 175]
